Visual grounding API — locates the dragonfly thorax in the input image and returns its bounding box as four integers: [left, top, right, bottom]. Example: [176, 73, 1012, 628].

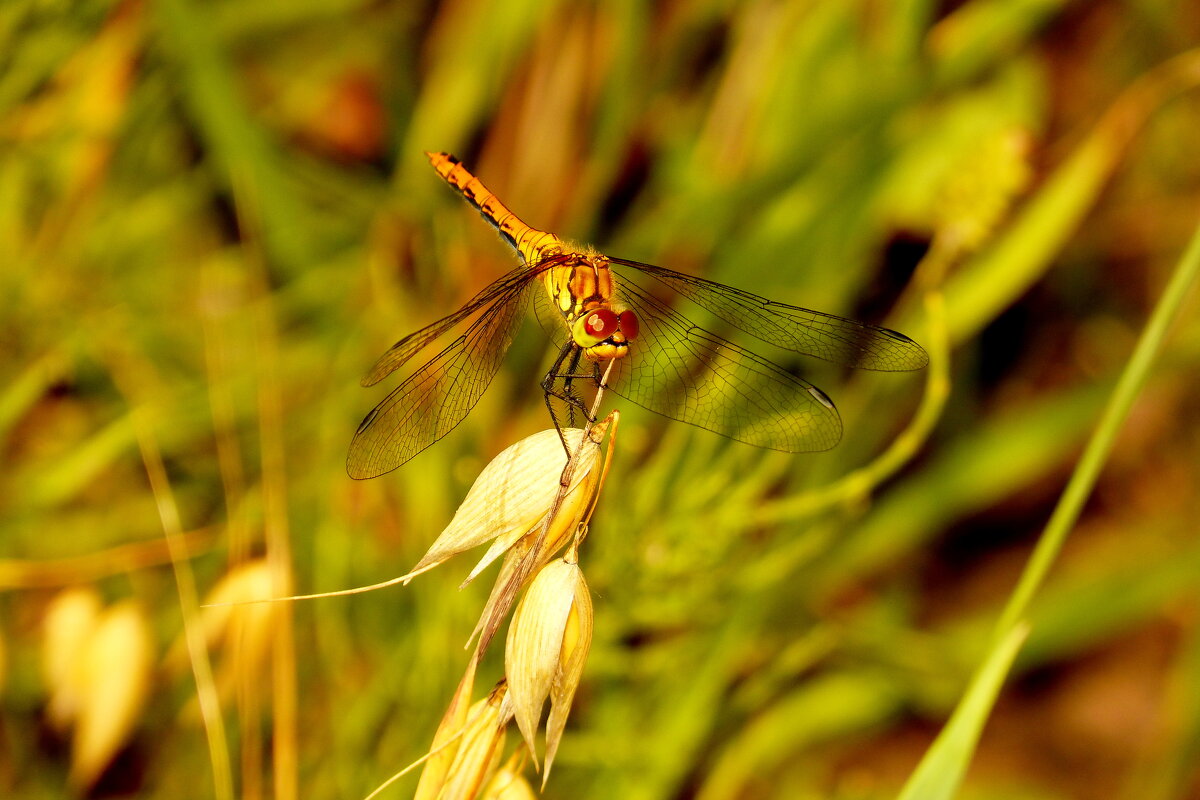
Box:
[544, 251, 614, 315]
[541, 251, 638, 360]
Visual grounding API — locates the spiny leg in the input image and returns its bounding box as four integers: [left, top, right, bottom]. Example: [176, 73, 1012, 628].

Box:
[541, 341, 596, 458]
[560, 346, 588, 427]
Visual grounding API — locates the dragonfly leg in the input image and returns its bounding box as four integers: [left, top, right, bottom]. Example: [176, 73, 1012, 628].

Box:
[560, 347, 590, 428]
[541, 342, 597, 458]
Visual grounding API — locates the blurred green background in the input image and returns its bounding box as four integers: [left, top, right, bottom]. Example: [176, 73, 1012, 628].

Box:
[2, 0, 1200, 798]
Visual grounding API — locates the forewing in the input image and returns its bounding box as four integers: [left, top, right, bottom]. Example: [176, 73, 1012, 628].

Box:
[608, 281, 843, 453]
[531, 284, 570, 348]
[347, 286, 533, 478]
[609, 257, 928, 372]
[361, 263, 540, 387]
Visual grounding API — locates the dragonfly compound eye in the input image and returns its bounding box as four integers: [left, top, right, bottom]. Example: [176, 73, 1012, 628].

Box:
[618, 310, 639, 340]
[575, 308, 619, 346]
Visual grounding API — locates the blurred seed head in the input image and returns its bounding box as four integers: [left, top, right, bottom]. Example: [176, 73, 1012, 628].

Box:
[166, 559, 277, 707]
[936, 128, 1032, 255]
[42, 589, 155, 790]
[42, 586, 104, 730]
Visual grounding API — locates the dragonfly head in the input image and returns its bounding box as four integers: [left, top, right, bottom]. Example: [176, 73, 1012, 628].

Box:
[573, 307, 640, 361]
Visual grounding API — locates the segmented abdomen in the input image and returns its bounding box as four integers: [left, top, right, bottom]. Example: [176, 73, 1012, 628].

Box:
[425, 152, 561, 265]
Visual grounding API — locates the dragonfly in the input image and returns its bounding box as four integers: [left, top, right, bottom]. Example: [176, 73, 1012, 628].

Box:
[347, 152, 928, 479]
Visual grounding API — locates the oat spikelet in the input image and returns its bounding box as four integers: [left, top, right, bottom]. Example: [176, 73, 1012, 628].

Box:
[405, 429, 600, 584]
[505, 558, 593, 779]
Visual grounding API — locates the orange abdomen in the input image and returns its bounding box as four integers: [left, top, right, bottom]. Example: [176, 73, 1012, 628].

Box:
[425, 152, 561, 265]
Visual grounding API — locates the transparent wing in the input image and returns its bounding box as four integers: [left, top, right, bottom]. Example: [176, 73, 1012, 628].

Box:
[361, 263, 541, 387]
[607, 281, 843, 453]
[347, 285, 534, 479]
[531, 284, 570, 347]
[608, 257, 928, 372]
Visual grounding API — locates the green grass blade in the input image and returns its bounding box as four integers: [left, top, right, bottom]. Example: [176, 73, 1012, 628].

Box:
[896, 623, 1029, 800]
[995, 215, 1200, 637]
[899, 211, 1200, 800]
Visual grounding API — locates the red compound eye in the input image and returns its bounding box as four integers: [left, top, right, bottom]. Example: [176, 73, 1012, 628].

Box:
[584, 308, 619, 338]
[618, 310, 639, 340]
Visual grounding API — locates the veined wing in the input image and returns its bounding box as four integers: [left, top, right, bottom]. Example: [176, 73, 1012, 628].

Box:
[531, 281, 572, 345]
[607, 281, 843, 453]
[609, 257, 929, 372]
[361, 263, 541, 387]
[347, 283, 535, 478]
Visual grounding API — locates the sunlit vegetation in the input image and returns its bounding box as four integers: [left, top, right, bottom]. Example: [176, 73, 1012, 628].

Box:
[2, 1, 1199, 798]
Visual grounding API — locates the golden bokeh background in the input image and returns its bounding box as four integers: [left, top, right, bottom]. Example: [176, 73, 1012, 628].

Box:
[2, 1, 1199, 798]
